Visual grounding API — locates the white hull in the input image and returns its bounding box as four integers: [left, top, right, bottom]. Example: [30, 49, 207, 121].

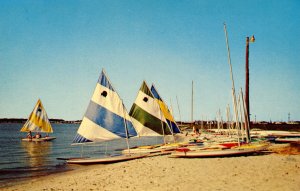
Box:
[22, 137, 56, 142]
[122, 143, 182, 154]
[66, 154, 148, 164]
[275, 137, 300, 143]
[170, 144, 269, 158]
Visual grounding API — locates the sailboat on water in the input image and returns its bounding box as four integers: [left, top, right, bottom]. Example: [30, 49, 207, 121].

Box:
[20, 99, 56, 142]
[66, 69, 147, 164]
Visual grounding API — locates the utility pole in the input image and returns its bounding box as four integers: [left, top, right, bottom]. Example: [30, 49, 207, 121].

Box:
[245, 35, 255, 128]
[191, 81, 194, 128]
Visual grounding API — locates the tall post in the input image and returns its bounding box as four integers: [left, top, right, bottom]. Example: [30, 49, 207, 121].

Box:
[245, 37, 250, 127]
[191, 81, 194, 128]
[245, 35, 255, 128]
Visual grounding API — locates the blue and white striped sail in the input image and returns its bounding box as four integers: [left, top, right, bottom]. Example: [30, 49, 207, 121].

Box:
[73, 69, 137, 143]
[150, 85, 181, 134]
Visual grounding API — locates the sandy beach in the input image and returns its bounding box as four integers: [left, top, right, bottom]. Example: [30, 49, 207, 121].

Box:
[3, 150, 300, 191]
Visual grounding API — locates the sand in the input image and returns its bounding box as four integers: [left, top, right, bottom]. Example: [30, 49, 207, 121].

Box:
[2, 150, 300, 191]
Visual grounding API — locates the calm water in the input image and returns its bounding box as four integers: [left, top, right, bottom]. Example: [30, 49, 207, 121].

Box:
[0, 123, 164, 187]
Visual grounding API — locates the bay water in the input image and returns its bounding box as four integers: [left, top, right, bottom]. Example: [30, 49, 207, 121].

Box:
[0, 123, 164, 187]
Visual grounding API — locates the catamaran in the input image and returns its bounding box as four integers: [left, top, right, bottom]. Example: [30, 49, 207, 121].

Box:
[66, 69, 147, 164]
[20, 99, 56, 142]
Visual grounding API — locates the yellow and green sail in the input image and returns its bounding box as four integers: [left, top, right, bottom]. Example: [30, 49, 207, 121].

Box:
[129, 81, 172, 136]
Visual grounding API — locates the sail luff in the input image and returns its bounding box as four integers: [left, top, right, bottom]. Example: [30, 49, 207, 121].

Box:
[101, 68, 139, 138]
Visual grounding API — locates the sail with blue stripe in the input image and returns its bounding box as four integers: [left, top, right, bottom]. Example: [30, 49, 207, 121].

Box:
[73, 69, 137, 143]
[151, 85, 181, 134]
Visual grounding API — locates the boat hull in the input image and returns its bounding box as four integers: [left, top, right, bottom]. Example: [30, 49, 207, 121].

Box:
[66, 154, 147, 164]
[275, 137, 300, 143]
[122, 143, 181, 154]
[170, 144, 269, 158]
[22, 137, 56, 142]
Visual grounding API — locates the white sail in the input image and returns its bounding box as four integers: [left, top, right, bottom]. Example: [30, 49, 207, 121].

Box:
[73, 69, 137, 143]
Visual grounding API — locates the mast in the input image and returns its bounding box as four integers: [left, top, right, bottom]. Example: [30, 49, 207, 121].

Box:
[176, 96, 182, 125]
[240, 88, 251, 143]
[223, 23, 241, 145]
[122, 101, 131, 153]
[159, 108, 167, 144]
[151, 84, 177, 143]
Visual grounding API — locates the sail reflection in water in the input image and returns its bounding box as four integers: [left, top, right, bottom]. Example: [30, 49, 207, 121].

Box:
[21, 141, 52, 168]
[0, 123, 75, 187]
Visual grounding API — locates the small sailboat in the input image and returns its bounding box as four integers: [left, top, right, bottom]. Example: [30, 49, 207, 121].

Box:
[129, 81, 173, 137]
[20, 99, 56, 142]
[66, 69, 147, 164]
[170, 142, 269, 158]
[122, 81, 182, 154]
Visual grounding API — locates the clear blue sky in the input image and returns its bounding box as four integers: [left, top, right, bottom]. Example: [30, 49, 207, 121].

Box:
[1, 0, 299, 122]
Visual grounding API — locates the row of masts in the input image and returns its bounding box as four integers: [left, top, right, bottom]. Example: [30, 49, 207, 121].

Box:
[160, 23, 252, 144]
[173, 23, 251, 144]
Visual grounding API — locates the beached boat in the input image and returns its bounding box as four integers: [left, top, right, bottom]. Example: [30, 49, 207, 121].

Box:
[66, 69, 147, 164]
[20, 99, 56, 142]
[250, 130, 300, 142]
[275, 137, 300, 143]
[170, 142, 269, 158]
[67, 153, 147, 164]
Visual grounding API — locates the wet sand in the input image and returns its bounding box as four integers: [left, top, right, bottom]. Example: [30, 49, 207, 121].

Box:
[2, 150, 300, 191]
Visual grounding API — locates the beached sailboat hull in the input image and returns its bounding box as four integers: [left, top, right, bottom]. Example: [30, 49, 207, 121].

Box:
[122, 142, 188, 154]
[122, 146, 177, 154]
[275, 137, 300, 143]
[21, 137, 56, 142]
[66, 154, 147, 164]
[170, 143, 269, 158]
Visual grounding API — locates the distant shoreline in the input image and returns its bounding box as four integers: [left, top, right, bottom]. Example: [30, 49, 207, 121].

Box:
[180, 121, 300, 132]
[1, 118, 299, 131]
[0, 118, 81, 124]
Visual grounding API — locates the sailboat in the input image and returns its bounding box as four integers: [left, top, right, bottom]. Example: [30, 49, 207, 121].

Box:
[20, 99, 56, 142]
[66, 69, 147, 164]
[122, 81, 182, 154]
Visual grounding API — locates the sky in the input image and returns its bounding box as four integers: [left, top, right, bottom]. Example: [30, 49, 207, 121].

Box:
[0, 0, 299, 122]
